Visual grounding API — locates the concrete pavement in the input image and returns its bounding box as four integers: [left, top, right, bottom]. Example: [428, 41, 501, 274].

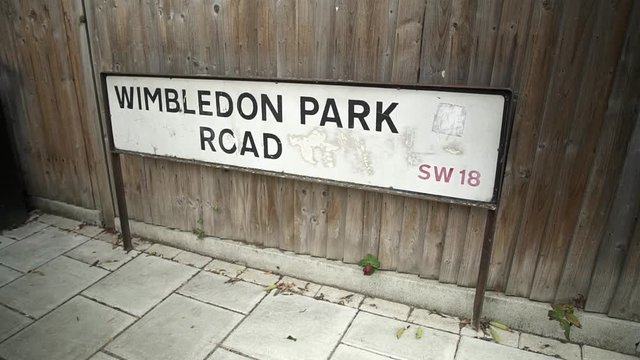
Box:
[0, 213, 637, 360]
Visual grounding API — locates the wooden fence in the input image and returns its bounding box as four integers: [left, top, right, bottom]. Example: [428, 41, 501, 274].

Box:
[0, 0, 639, 322]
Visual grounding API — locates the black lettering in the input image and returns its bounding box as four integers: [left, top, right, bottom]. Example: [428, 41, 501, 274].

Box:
[136, 87, 142, 110]
[300, 96, 319, 125]
[348, 100, 370, 130]
[240, 132, 259, 157]
[263, 133, 282, 159]
[376, 102, 399, 133]
[261, 94, 282, 122]
[144, 87, 163, 111]
[199, 127, 216, 151]
[182, 89, 196, 114]
[114, 86, 134, 109]
[219, 129, 237, 154]
[237, 93, 258, 119]
[215, 91, 233, 117]
[165, 88, 180, 113]
[319, 98, 343, 128]
[198, 90, 213, 116]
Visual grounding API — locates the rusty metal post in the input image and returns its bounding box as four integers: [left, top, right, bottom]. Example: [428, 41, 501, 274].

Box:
[472, 208, 498, 329]
[111, 153, 133, 251]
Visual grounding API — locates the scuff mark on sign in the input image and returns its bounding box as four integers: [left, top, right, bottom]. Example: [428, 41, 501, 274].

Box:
[288, 129, 339, 167]
[402, 128, 436, 166]
[443, 141, 464, 155]
[338, 132, 374, 175]
[432, 103, 466, 137]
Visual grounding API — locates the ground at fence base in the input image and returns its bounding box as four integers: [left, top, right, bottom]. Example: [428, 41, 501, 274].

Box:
[0, 213, 638, 360]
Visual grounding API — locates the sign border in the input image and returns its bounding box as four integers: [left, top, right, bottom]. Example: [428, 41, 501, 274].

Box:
[100, 72, 514, 209]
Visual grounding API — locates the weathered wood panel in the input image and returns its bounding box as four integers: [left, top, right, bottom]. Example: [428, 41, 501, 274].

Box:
[4, 0, 640, 322]
[506, 0, 601, 298]
[529, 0, 634, 302]
[0, 0, 112, 222]
[587, 112, 640, 312]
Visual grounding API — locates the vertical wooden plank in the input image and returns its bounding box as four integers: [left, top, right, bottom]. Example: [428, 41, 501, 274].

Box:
[361, 192, 382, 257]
[378, 194, 404, 270]
[419, 202, 449, 279]
[61, 0, 116, 223]
[457, 207, 488, 286]
[294, 182, 328, 255]
[609, 213, 640, 321]
[277, 177, 296, 251]
[506, 0, 599, 298]
[439, 204, 469, 283]
[326, 186, 347, 260]
[398, 198, 428, 274]
[342, 189, 365, 263]
[529, 0, 634, 302]
[555, 0, 640, 303]
[488, 0, 561, 291]
[586, 112, 640, 312]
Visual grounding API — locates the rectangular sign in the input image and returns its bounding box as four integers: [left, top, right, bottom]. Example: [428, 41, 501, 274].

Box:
[103, 74, 511, 206]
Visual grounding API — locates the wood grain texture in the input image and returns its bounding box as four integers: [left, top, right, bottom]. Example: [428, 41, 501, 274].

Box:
[529, 0, 634, 302]
[587, 112, 640, 312]
[608, 213, 640, 321]
[506, 0, 599, 298]
[555, 0, 640, 304]
[488, 0, 561, 291]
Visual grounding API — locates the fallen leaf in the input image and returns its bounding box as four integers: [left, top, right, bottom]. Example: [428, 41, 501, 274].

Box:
[489, 321, 511, 332]
[263, 284, 278, 293]
[416, 327, 423, 339]
[489, 326, 501, 344]
[396, 326, 409, 339]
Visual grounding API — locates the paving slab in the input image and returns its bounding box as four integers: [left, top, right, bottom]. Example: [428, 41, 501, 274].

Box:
[73, 224, 104, 238]
[174, 251, 212, 268]
[224, 293, 356, 360]
[456, 336, 561, 360]
[0, 236, 16, 250]
[0, 256, 108, 318]
[315, 285, 365, 308]
[278, 276, 321, 297]
[238, 267, 281, 286]
[208, 348, 253, 360]
[88, 352, 119, 360]
[107, 294, 243, 360]
[0, 296, 135, 360]
[0, 265, 22, 287]
[0, 227, 89, 272]
[66, 239, 139, 271]
[409, 308, 461, 334]
[360, 297, 411, 321]
[583, 345, 639, 360]
[146, 243, 182, 259]
[487, 326, 520, 348]
[37, 213, 82, 230]
[83, 254, 198, 316]
[205, 259, 246, 277]
[331, 344, 395, 360]
[1, 221, 48, 240]
[0, 306, 32, 342]
[178, 271, 265, 314]
[519, 332, 581, 360]
[343, 311, 459, 360]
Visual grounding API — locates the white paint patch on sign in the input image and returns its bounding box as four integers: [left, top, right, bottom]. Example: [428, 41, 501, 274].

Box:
[105, 75, 508, 204]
